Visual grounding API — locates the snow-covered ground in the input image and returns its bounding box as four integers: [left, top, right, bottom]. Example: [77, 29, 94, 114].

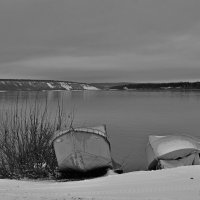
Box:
[46, 82, 55, 88]
[0, 165, 200, 200]
[60, 82, 72, 90]
[81, 84, 100, 90]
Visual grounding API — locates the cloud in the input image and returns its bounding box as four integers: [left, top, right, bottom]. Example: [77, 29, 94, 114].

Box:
[1, 50, 200, 82]
[0, 0, 200, 81]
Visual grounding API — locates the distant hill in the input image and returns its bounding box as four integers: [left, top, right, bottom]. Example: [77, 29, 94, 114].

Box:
[0, 79, 100, 91]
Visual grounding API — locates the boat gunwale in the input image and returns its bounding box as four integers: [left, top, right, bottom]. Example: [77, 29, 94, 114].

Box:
[51, 126, 111, 149]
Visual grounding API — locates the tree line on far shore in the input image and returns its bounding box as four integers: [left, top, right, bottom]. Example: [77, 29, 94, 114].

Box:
[110, 82, 200, 90]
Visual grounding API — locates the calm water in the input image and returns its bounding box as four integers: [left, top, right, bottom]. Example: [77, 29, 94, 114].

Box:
[0, 90, 200, 172]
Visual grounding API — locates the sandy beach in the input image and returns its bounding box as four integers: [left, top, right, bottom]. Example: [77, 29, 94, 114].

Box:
[0, 165, 200, 200]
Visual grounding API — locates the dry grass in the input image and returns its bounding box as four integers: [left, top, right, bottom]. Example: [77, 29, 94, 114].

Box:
[0, 96, 68, 179]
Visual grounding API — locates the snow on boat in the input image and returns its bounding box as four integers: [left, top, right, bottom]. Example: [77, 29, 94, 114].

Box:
[146, 135, 200, 170]
[51, 125, 113, 174]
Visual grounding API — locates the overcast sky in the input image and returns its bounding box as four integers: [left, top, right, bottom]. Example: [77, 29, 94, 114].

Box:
[0, 0, 200, 82]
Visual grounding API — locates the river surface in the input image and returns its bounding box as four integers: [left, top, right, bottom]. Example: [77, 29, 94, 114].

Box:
[0, 90, 200, 172]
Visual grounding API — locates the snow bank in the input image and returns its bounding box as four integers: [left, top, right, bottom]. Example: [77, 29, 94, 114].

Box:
[60, 82, 72, 90]
[0, 165, 200, 200]
[81, 84, 99, 90]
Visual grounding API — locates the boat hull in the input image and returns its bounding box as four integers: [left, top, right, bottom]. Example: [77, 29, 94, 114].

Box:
[146, 135, 200, 170]
[52, 125, 113, 173]
[58, 151, 112, 172]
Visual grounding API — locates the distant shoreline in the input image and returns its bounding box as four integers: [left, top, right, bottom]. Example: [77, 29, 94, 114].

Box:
[0, 79, 200, 91]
